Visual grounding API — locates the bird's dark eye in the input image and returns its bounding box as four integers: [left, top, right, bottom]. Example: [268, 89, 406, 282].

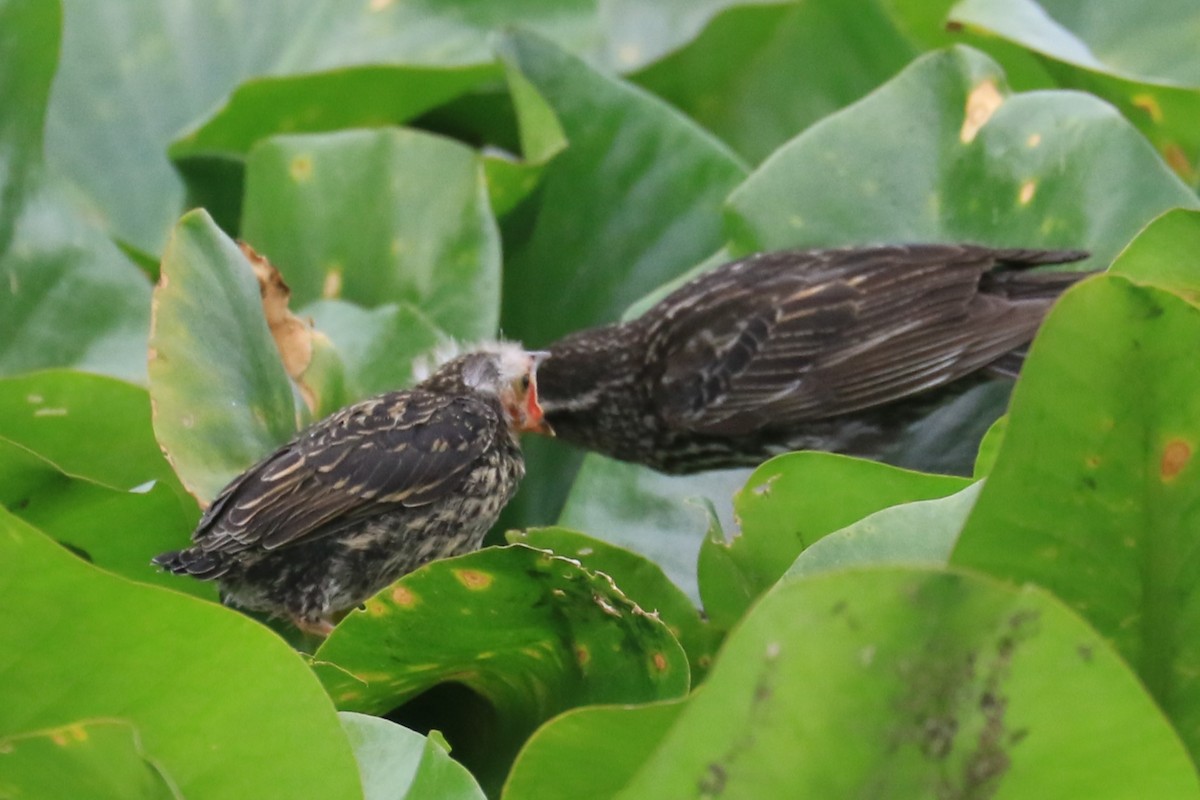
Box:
[519, 374, 531, 391]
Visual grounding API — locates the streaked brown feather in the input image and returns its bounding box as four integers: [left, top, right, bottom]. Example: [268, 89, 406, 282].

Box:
[190, 391, 497, 555]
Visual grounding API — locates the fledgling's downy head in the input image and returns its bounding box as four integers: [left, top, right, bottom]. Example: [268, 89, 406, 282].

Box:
[422, 343, 553, 435]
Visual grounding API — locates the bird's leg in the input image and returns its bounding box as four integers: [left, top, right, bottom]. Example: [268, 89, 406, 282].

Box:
[292, 615, 335, 638]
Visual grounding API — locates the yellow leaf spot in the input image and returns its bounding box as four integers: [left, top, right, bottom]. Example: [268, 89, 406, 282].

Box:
[369, 0, 394, 9]
[961, 79, 1004, 143]
[290, 155, 314, 182]
[1026, 133, 1042, 148]
[651, 652, 669, 672]
[576, 645, 590, 666]
[455, 569, 493, 590]
[322, 267, 343, 299]
[616, 44, 641, 68]
[339, 690, 361, 703]
[1084, 455, 1101, 469]
[365, 599, 388, 616]
[1131, 93, 1163, 123]
[391, 585, 418, 607]
[1162, 144, 1196, 184]
[1161, 439, 1192, 481]
[1018, 180, 1037, 205]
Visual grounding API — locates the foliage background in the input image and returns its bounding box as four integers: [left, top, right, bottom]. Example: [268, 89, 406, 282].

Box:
[3, 0, 1200, 797]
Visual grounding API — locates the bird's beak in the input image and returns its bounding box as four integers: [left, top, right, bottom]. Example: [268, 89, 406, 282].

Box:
[520, 352, 554, 436]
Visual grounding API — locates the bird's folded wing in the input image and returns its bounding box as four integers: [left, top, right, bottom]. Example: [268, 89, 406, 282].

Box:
[652, 245, 1076, 435]
[192, 392, 497, 553]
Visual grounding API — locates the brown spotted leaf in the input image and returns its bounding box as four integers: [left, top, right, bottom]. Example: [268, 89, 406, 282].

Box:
[952, 276, 1200, 763]
[601, 569, 1199, 799]
[312, 544, 688, 795]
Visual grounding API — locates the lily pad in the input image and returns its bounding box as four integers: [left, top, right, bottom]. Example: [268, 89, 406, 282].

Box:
[340, 712, 484, 800]
[0, 509, 362, 799]
[508, 526, 720, 679]
[952, 276, 1200, 761]
[949, 0, 1200, 184]
[241, 128, 502, 341]
[0, 719, 178, 800]
[314, 545, 688, 793]
[698, 452, 967, 628]
[618, 568, 1200, 798]
[784, 480, 983, 580]
[149, 210, 298, 503]
[0, 437, 205, 598]
[726, 45, 1198, 264]
[1110, 208, 1200, 303]
[503, 699, 686, 800]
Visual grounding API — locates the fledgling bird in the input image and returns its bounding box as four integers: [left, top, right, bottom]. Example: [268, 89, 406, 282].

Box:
[153, 344, 550, 635]
[536, 244, 1091, 474]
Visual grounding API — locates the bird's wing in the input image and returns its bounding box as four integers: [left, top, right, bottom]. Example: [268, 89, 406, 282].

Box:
[192, 391, 499, 553]
[650, 244, 1084, 435]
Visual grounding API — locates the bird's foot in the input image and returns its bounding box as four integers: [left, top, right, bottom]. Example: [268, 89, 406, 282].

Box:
[292, 616, 335, 638]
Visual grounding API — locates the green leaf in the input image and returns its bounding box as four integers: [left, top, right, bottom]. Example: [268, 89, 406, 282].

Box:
[0, 719, 178, 800]
[303, 300, 448, 398]
[973, 415, 1008, 477]
[617, 568, 1200, 798]
[727, 45, 1199, 263]
[0, 370, 183, 495]
[314, 545, 688, 793]
[0, 2, 150, 384]
[0, 510, 362, 799]
[149, 210, 297, 503]
[633, 0, 919, 164]
[339, 712, 485, 800]
[170, 65, 496, 161]
[44, 0, 601, 254]
[508, 527, 721, 680]
[699, 453, 967, 626]
[0, 438, 206, 598]
[557, 454, 754, 604]
[951, 276, 1200, 761]
[498, 30, 749, 349]
[949, 0, 1200, 184]
[241, 128, 502, 341]
[1110, 208, 1200, 302]
[504, 700, 686, 800]
[784, 480, 983, 580]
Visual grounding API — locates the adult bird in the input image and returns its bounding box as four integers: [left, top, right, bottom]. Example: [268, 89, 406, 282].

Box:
[535, 244, 1090, 474]
[153, 344, 549, 635]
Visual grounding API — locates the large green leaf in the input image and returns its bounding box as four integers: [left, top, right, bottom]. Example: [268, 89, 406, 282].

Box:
[149, 210, 298, 503]
[1110, 208, 1200, 302]
[0, 719, 178, 800]
[314, 545, 688, 794]
[698, 453, 967, 628]
[951, 276, 1200, 761]
[503, 700, 686, 800]
[727, 45, 1199, 263]
[784, 480, 983, 580]
[557, 455, 753, 604]
[339, 713, 485, 800]
[241, 128, 502, 341]
[508, 527, 720, 680]
[949, 0, 1200, 185]
[0, 0, 151, 384]
[44, 0, 602, 254]
[618, 568, 1200, 798]
[170, 65, 497, 161]
[0, 510, 362, 799]
[498, 30, 749, 349]
[0, 370, 182, 494]
[303, 299, 448, 398]
[634, 0, 918, 164]
[0, 438, 205, 597]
